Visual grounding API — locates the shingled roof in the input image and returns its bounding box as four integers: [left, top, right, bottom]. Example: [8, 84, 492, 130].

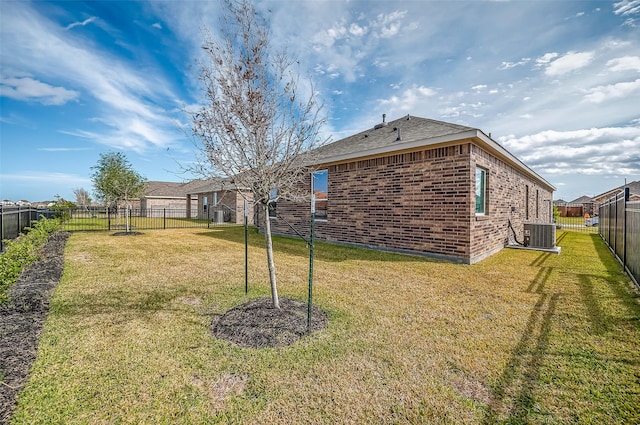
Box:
[309, 114, 555, 192]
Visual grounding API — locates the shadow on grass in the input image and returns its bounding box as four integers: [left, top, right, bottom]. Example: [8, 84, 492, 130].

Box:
[196, 226, 437, 264]
[485, 232, 640, 423]
[483, 292, 559, 424]
[590, 232, 640, 317]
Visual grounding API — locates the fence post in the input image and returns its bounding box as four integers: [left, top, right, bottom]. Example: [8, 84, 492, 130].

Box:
[0, 205, 3, 252]
[623, 188, 629, 270]
[163, 208, 166, 230]
[107, 208, 111, 231]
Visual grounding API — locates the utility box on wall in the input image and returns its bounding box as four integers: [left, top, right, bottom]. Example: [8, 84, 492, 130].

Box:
[523, 223, 556, 249]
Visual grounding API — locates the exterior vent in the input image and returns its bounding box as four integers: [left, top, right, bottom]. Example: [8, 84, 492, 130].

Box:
[523, 223, 556, 249]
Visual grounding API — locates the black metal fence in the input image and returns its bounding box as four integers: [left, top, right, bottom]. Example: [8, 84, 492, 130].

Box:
[599, 188, 640, 287]
[1, 206, 242, 251]
[0, 206, 56, 251]
[553, 203, 599, 234]
[56, 207, 242, 232]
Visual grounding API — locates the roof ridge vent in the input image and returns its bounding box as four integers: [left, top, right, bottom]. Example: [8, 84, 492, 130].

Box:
[406, 114, 411, 120]
[374, 113, 388, 130]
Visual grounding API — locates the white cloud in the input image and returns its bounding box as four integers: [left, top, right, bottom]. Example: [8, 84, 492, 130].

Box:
[499, 58, 531, 70]
[544, 51, 594, 76]
[349, 23, 366, 36]
[583, 78, 640, 103]
[152, 22, 163, 30]
[1, 3, 181, 152]
[498, 126, 640, 176]
[65, 16, 97, 31]
[0, 76, 79, 105]
[535, 52, 558, 66]
[607, 56, 640, 72]
[378, 84, 437, 111]
[613, 0, 640, 25]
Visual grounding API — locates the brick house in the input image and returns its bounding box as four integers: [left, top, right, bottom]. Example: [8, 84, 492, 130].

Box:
[138, 180, 205, 216]
[259, 114, 555, 264]
[186, 179, 254, 225]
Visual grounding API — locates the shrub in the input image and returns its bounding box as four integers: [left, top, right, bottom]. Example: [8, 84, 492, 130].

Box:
[0, 217, 60, 305]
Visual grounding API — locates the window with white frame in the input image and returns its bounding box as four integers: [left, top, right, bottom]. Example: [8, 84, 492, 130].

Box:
[312, 170, 328, 219]
[475, 167, 487, 215]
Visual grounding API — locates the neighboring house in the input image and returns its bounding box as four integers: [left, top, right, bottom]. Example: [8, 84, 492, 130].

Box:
[592, 181, 640, 208]
[138, 180, 204, 217]
[258, 114, 555, 264]
[186, 179, 254, 225]
[555, 195, 595, 217]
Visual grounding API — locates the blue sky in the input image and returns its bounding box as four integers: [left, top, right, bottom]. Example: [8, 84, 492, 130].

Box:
[1, 0, 639, 203]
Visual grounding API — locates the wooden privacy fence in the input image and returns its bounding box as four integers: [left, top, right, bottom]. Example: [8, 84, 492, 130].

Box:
[599, 188, 640, 287]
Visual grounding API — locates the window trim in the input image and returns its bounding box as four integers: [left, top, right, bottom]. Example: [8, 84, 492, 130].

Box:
[312, 169, 328, 221]
[475, 167, 487, 215]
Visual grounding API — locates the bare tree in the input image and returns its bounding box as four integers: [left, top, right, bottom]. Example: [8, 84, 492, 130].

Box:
[73, 188, 91, 210]
[189, 0, 327, 309]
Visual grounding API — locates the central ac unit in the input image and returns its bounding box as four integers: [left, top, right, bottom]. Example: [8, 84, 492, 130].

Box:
[523, 223, 556, 249]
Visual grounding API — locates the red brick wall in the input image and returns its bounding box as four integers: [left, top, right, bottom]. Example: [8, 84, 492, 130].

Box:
[259, 142, 552, 263]
[470, 144, 552, 262]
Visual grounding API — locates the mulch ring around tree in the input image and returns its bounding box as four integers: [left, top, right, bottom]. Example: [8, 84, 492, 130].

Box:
[212, 297, 328, 349]
[0, 232, 70, 425]
[111, 231, 143, 236]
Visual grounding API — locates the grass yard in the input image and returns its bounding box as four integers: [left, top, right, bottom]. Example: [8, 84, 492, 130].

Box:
[10, 228, 640, 424]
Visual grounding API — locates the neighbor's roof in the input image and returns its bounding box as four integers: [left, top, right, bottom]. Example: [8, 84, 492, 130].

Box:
[311, 114, 555, 192]
[592, 180, 640, 202]
[569, 195, 594, 204]
[187, 177, 249, 195]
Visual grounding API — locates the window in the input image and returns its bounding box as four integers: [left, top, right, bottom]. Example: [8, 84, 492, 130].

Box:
[525, 185, 530, 220]
[312, 170, 328, 219]
[536, 189, 539, 218]
[268, 188, 277, 218]
[203, 195, 208, 212]
[475, 167, 487, 215]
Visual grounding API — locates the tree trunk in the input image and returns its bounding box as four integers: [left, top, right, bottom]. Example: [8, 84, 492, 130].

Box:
[263, 203, 280, 309]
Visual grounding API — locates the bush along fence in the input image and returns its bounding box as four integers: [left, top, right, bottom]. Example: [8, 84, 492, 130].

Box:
[55, 206, 243, 232]
[599, 187, 640, 287]
[0, 206, 56, 252]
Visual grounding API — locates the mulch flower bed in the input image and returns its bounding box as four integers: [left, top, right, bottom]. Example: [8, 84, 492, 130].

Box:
[0, 232, 69, 425]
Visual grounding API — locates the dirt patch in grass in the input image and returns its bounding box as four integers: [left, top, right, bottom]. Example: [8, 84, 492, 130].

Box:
[213, 297, 328, 348]
[0, 232, 69, 425]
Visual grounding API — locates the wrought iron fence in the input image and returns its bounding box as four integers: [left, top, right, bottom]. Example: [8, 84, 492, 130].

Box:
[0, 206, 56, 251]
[57, 207, 242, 232]
[553, 203, 599, 234]
[599, 188, 640, 287]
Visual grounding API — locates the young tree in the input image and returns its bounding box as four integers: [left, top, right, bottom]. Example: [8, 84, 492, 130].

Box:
[90, 151, 147, 233]
[189, 0, 327, 309]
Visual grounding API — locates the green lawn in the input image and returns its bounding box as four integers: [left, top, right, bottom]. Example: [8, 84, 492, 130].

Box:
[9, 228, 640, 424]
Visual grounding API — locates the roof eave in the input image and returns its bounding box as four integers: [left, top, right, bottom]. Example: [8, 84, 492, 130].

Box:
[474, 130, 556, 192]
[313, 129, 556, 192]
